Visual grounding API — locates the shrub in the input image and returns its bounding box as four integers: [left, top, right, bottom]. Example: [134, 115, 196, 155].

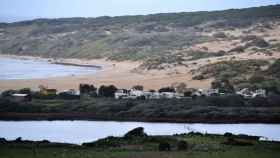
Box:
[18, 88, 32, 95]
[171, 82, 188, 94]
[213, 32, 227, 38]
[249, 74, 265, 83]
[246, 38, 270, 48]
[158, 87, 175, 93]
[0, 138, 7, 144]
[82, 136, 121, 148]
[1, 90, 17, 98]
[79, 84, 97, 96]
[192, 75, 205, 80]
[177, 140, 189, 150]
[98, 85, 118, 97]
[184, 91, 193, 97]
[229, 46, 245, 53]
[188, 132, 203, 136]
[124, 127, 147, 138]
[241, 35, 258, 42]
[224, 132, 233, 137]
[222, 138, 254, 146]
[58, 92, 80, 100]
[158, 142, 171, 151]
[132, 85, 144, 91]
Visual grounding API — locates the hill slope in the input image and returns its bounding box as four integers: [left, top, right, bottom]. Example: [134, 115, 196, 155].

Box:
[0, 5, 280, 64]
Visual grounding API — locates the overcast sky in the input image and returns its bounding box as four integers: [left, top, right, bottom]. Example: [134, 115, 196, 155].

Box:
[0, 0, 280, 22]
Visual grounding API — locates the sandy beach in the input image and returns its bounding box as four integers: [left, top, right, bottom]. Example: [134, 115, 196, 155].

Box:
[1, 50, 280, 92]
[0, 54, 214, 91]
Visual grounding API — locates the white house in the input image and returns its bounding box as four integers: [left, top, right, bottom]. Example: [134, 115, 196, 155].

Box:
[130, 90, 145, 97]
[204, 89, 219, 96]
[115, 89, 129, 99]
[63, 89, 80, 96]
[236, 88, 266, 99]
[11, 94, 31, 102]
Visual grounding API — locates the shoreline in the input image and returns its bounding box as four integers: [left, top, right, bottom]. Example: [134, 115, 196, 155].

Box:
[0, 54, 213, 91]
[0, 112, 280, 124]
[52, 61, 102, 69]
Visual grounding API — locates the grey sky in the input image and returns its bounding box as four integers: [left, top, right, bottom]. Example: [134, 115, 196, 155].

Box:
[0, 0, 280, 22]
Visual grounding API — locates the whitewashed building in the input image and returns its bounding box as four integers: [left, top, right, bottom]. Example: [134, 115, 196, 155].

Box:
[236, 88, 266, 99]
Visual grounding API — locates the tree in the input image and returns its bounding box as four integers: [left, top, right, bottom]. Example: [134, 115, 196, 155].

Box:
[158, 87, 175, 93]
[177, 140, 189, 151]
[184, 91, 193, 97]
[211, 79, 234, 93]
[98, 85, 118, 97]
[132, 85, 144, 91]
[158, 142, 171, 151]
[124, 127, 147, 138]
[1, 90, 17, 98]
[58, 92, 80, 100]
[18, 88, 32, 94]
[171, 82, 188, 94]
[79, 84, 97, 96]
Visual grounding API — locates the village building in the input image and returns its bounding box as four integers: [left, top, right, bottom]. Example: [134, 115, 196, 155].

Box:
[236, 88, 266, 99]
[63, 89, 80, 96]
[115, 89, 129, 99]
[204, 89, 219, 96]
[11, 94, 32, 102]
[39, 85, 57, 95]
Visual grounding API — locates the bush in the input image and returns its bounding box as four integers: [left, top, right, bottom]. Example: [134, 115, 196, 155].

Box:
[98, 85, 118, 97]
[158, 142, 171, 151]
[124, 127, 147, 138]
[267, 94, 280, 106]
[79, 84, 97, 96]
[32, 92, 57, 100]
[249, 74, 265, 83]
[132, 85, 144, 91]
[224, 132, 233, 137]
[247, 38, 270, 48]
[192, 75, 205, 80]
[229, 46, 245, 53]
[58, 92, 80, 100]
[222, 138, 254, 146]
[18, 88, 32, 95]
[184, 91, 193, 97]
[82, 136, 121, 148]
[213, 32, 227, 38]
[177, 140, 189, 150]
[1, 90, 17, 98]
[207, 95, 245, 107]
[158, 87, 175, 93]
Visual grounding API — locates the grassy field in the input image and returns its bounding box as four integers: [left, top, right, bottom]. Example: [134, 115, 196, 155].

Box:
[0, 133, 279, 158]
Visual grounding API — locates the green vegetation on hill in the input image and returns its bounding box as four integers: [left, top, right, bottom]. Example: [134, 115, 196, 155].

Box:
[193, 59, 280, 93]
[0, 5, 279, 62]
[0, 96, 280, 122]
[0, 128, 280, 158]
[192, 59, 269, 82]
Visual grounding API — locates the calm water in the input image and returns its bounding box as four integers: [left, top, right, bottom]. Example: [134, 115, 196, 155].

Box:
[0, 121, 279, 144]
[0, 58, 100, 80]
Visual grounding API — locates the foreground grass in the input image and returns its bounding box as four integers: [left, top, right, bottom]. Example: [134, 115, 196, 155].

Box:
[0, 134, 279, 158]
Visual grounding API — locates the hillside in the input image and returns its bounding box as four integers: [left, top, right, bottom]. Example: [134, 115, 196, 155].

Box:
[0, 5, 280, 90]
[0, 5, 280, 63]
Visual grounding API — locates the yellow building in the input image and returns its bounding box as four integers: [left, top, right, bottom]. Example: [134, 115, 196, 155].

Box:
[39, 85, 57, 95]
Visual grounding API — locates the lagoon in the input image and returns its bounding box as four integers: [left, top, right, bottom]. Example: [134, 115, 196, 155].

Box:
[0, 57, 100, 80]
[0, 121, 279, 144]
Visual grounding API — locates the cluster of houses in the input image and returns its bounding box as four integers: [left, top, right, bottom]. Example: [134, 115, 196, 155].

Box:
[2, 84, 267, 102]
[115, 89, 183, 99]
[114, 88, 267, 99]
